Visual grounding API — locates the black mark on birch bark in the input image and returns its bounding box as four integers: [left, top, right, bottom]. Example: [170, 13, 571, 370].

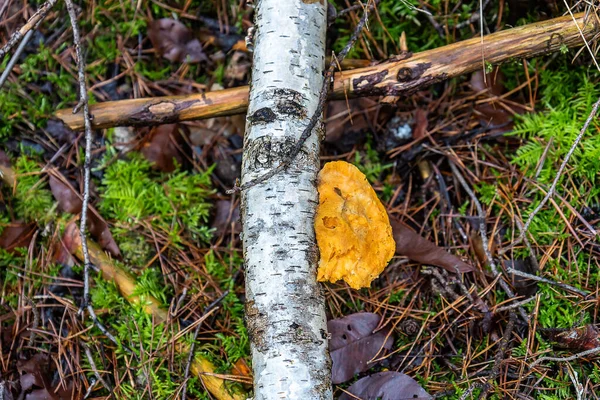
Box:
[248, 107, 277, 124]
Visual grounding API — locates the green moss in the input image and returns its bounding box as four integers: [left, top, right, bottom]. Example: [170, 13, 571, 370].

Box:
[98, 152, 214, 262]
[10, 156, 56, 224]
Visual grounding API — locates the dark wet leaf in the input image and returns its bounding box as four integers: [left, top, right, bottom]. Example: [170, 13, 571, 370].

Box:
[44, 119, 77, 145]
[224, 51, 251, 86]
[470, 69, 505, 97]
[140, 124, 186, 173]
[543, 325, 600, 351]
[391, 219, 474, 273]
[49, 175, 82, 214]
[211, 200, 241, 238]
[338, 371, 432, 400]
[17, 354, 49, 391]
[148, 18, 208, 64]
[48, 175, 120, 257]
[328, 313, 394, 384]
[325, 98, 376, 152]
[17, 354, 74, 400]
[0, 222, 35, 253]
[411, 109, 428, 140]
[504, 258, 538, 297]
[0, 149, 15, 186]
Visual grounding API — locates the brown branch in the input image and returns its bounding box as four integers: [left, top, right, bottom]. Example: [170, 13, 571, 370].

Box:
[56, 13, 599, 131]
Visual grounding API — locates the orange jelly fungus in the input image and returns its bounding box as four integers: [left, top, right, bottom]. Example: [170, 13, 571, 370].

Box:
[315, 161, 396, 289]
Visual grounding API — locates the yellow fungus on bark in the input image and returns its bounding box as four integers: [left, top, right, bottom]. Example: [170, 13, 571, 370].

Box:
[315, 161, 396, 289]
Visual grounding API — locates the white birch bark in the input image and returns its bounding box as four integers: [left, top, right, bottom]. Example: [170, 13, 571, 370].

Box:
[240, 1, 331, 399]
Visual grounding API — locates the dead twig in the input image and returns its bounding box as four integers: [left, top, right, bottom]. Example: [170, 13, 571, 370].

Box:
[530, 345, 600, 368]
[448, 160, 529, 322]
[505, 267, 589, 298]
[65, 0, 124, 352]
[478, 312, 517, 399]
[0, 0, 58, 60]
[0, 30, 33, 89]
[82, 341, 114, 398]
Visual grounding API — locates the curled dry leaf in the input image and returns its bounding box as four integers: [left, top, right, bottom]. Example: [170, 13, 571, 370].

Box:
[543, 325, 600, 351]
[0, 149, 15, 186]
[0, 222, 35, 253]
[328, 312, 394, 384]
[140, 124, 186, 172]
[211, 199, 241, 238]
[338, 371, 432, 400]
[16, 354, 75, 400]
[315, 161, 396, 289]
[49, 175, 120, 257]
[148, 18, 208, 64]
[391, 218, 474, 273]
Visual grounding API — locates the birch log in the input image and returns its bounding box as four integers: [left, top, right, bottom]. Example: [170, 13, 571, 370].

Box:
[241, 1, 331, 399]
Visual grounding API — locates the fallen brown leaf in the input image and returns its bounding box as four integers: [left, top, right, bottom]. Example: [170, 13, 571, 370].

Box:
[148, 18, 208, 64]
[391, 218, 474, 273]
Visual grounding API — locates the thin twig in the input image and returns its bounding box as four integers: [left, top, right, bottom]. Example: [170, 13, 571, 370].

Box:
[23, 295, 39, 347]
[0, 0, 58, 60]
[494, 296, 536, 312]
[227, 0, 373, 193]
[65, 0, 125, 352]
[448, 160, 529, 322]
[181, 290, 230, 400]
[506, 267, 589, 298]
[454, 0, 491, 29]
[82, 342, 114, 398]
[505, 96, 600, 253]
[0, 30, 33, 89]
[478, 312, 517, 399]
[530, 345, 600, 368]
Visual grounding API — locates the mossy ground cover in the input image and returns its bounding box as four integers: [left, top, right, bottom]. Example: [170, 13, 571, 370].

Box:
[1, 0, 599, 399]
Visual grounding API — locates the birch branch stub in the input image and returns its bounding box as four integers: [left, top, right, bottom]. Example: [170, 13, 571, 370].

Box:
[240, 1, 332, 399]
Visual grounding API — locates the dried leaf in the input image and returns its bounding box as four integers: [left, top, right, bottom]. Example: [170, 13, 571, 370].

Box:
[211, 200, 241, 238]
[391, 218, 474, 273]
[49, 175, 82, 214]
[470, 69, 505, 96]
[543, 325, 600, 351]
[0, 222, 35, 253]
[328, 313, 394, 384]
[190, 354, 246, 400]
[148, 19, 208, 64]
[49, 175, 120, 257]
[325, 99, 372, 149]
[338, 371, 432, 400]
[316, 161, 396, 289]
[0, 150, 15, 186]
[504, 258, 538, 297]
[44, 119, 77, 145]
[224, 51, 251, 85]
[412, 109, 428, 140]
[140, 124, 185, 172]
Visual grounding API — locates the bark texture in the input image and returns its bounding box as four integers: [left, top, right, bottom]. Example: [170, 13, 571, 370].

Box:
[241, 1, 331, 399]
[56, 13, 598, 130]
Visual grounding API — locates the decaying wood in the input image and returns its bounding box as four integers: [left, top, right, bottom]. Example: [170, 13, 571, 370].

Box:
[56, 13, 598, 131]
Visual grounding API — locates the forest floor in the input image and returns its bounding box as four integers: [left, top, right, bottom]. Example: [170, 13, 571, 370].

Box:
[1, 0, 600, 399]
